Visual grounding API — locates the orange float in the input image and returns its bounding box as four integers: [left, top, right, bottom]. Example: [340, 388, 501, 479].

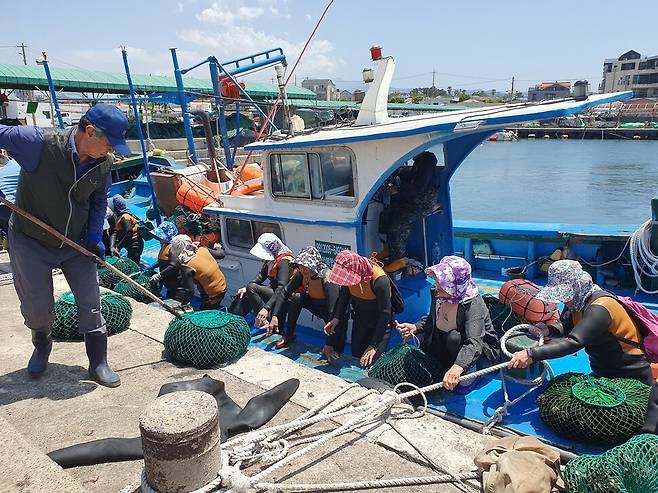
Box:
[235, 162, 263, 181]
[499, 278, 560, 324]
[176, 180, 216, 213]
[192, 231, 221, 248]
[220, 78, 246, 100]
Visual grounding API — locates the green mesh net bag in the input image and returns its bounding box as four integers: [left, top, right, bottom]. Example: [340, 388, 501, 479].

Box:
[563, 434, 658, 493]
[368, 344, 443, 388]
[163, 310, 251, 368]
[51, 291, 133, 341]
[97, 256, 140, 288]
[113, 270, 157, 303]
[538, 372, 650, 445]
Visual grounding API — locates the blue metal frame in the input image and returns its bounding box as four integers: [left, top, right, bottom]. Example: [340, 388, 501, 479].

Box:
[39, 56, 64, 129]
[169, 49, 285, 168]
[170, 48, 198, 163]
[122, 48, 162, 224]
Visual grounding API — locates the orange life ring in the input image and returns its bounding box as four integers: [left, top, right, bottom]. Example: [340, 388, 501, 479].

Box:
[499, 279, 560, 324]
[230, 178, 264, 196]
[176, 181, 216, 213]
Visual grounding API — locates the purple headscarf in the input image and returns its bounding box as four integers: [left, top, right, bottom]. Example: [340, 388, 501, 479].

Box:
[425, 256, 479, 304]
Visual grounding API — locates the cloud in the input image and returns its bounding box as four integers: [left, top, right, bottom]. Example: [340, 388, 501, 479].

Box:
[178, 26, 343, 76]
[56, 46, 203, 77]
[197, 1, 266, 24]
[305, 13, 313, 22]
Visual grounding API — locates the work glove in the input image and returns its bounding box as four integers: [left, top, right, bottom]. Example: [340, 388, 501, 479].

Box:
[149, 273, 162, 291]
[86, 232, 105, 259]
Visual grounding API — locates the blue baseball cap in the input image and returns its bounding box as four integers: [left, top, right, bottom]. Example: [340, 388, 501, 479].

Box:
[84, 105, 131, 156]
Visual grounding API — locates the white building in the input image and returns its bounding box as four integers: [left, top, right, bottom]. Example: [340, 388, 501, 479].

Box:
[301, 78, 338, 101]
[601, 50, 658, 98]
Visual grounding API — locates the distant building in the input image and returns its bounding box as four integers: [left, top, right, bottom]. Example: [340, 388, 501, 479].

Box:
[301, 78, 338, 101]
[601, 50, 658, 98]
[339, 90, 354, 101]
[527, 81, 571, 102]
[353, 90, 366, 103]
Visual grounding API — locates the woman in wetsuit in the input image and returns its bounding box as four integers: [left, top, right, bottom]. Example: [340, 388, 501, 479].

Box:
[109, 194, 144, 264]
[325, 250, 391, 368]
[395, 256, 499, 391]
[270, 246, 347, 357]
[229, 233, 293, 332]
[168, 234, 227, 310]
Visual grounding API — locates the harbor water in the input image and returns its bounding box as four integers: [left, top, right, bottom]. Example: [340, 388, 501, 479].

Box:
[448, 139, 658, 226]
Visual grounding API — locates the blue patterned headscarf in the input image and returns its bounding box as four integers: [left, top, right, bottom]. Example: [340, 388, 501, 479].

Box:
[153, 221, 178, 243]
[110, 194, 127, 215]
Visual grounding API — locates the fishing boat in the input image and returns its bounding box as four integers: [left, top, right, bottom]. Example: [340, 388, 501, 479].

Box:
[117, 45, 647, 455]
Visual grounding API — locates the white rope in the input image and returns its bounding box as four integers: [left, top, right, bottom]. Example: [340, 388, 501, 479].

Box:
[630, 220, 658, 294]
[132, 339, 534, 493]
[254, 472, 480, 491]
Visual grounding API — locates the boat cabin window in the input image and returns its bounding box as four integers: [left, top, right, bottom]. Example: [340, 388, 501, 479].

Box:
[269, 148, 355, 202]
[226, 218, 282, 249]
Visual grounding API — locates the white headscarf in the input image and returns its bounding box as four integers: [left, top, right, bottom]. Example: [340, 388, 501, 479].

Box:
[170, 234, 198, 264]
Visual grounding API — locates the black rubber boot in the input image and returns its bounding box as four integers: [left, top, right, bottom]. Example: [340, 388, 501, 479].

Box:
[84, 332, 121, 388]
[27, 330, 52, 378]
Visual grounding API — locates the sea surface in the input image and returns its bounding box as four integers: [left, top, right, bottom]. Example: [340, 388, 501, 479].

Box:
[446, 139, 658, 226]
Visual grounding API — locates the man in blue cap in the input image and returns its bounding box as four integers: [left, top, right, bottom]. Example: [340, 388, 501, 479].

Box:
[0, 104, 131, 388]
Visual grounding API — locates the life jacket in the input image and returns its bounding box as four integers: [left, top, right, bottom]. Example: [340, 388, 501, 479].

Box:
[115, 212, 140, 241]
[268, 253, 293, 281]
[348, 264, 387, 301]
[585, 291, 658, 362]
[158, 243, 172, 262]
[183, 247, 227, 299]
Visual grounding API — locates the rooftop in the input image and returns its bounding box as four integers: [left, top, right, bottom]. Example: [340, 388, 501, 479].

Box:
[0, 63, 316, 99]
[247, 91, 632, 150]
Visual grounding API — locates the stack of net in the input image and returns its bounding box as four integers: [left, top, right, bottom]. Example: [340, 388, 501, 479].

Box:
[368, 344, 443, 388]
[483, 294, 523, 335]
[97, 256, 140, 288]
[538, 372, 650, 445]
[164, 310, 251, 368]
[113, 270, 157, 303]
[563, 434, 658, 493]
[52, 291, 133, 341]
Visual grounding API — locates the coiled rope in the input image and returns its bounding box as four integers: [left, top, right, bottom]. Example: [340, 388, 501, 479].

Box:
[630, 219, 658, 294]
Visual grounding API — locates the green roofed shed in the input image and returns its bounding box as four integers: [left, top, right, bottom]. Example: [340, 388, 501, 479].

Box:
[0, 63, 315, 99]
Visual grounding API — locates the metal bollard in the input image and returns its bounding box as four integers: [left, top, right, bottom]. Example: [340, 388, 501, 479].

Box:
[140, 390, 221, 493]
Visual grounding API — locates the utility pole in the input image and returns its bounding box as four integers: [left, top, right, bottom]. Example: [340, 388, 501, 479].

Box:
[510, 76, 515, 100]
[17, 43, 37, 125]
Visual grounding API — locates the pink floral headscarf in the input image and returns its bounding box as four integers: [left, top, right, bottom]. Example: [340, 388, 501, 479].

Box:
[425, 256, 479, 304]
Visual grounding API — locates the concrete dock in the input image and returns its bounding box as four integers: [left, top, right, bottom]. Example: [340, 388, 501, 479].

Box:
[0, 251, 491, 492]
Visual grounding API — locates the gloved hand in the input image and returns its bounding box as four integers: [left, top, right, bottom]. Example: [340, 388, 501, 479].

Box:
[149, 273, 161, 291]
[87, 240, 106, 260]
[86, 232, 105, 259]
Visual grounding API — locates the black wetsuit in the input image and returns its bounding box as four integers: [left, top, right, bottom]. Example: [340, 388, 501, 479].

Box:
[528, 292, 652, 384]
[272, 270, 348, 351]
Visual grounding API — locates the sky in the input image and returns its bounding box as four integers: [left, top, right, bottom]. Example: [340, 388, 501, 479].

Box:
[2, 0, 658, 92]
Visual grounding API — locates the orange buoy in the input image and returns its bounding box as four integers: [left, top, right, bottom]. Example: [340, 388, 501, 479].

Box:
[220, 78, 246, 100]
[192, 231, 220, 248]
[176, 181, 216, 213]
[230, 178, 264, 196]
[499, 279, 560, 324]
[489, 135, 498, 142]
